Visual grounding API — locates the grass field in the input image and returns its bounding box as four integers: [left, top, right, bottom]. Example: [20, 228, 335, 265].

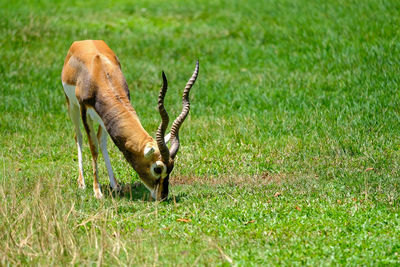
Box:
[1, 0, 400, 265]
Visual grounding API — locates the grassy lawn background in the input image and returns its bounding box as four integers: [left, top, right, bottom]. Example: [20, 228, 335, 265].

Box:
[1, 0, 400, 265]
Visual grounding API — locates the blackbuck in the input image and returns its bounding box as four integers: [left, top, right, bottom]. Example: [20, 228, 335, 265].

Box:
[61, 40, 199, 200]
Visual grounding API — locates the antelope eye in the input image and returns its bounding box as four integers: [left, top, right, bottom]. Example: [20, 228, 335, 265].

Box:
[154, 166, 162, 174]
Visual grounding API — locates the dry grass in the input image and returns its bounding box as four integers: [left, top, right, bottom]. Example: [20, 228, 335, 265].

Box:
[0, 169, 306, 265]
[0, 176, 155, 265]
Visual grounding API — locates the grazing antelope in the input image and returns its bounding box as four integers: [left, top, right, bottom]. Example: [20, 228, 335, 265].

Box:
[61, 40, 199, 200]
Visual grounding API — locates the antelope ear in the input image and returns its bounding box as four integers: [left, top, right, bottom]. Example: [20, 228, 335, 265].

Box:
[144, 146, 155, 158]
[164, 133, 171, 144]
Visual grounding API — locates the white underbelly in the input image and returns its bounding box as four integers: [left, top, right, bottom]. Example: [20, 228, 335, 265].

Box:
[62, 82, 106, 129]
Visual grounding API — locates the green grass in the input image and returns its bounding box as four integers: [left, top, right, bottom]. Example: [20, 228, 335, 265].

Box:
[1, 0, 400, 265]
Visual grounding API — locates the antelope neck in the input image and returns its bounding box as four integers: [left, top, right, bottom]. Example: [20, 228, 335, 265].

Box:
[93, 82, 154, 165]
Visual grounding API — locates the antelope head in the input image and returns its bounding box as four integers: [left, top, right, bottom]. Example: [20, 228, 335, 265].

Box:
[139, 61, 199, 201]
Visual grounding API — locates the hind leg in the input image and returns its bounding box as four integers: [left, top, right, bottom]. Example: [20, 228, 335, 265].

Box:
[81, 105, 103, 199]
[67, 102, 86, 189]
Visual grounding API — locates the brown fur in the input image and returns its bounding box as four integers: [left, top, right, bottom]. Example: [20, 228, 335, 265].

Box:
[62, 40, 168, 199]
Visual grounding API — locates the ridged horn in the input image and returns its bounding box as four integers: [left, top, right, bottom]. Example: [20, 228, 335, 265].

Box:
[169, 60, 199, 159]
[156, 71, 170, 163]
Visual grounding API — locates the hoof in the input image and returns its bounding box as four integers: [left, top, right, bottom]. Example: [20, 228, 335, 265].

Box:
[114, 184, 122, 192]
[78, 174, 86, 189]
[94, 190, 103, 199]
[109, 183, 122, 193]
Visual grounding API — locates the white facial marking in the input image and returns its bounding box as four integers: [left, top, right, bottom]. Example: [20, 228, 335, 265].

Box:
[151, 189, 157, 200]
[152, 183, 160, 200]
[150, 161, 167, 178]
[141, 182, 157, 199]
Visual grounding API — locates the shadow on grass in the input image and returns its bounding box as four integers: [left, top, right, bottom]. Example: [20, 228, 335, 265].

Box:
[102, 182, 152, 201]
[101, 182, 188, 203]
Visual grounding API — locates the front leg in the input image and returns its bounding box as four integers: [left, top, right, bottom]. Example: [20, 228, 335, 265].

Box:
[97, 126, 120, 191]
[81, 105, 103, 199]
